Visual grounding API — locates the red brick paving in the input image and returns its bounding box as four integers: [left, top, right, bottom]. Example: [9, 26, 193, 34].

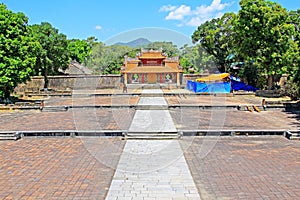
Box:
[46, 96, 139, 107]
[181, 137, 300, 199]
[0, 90, 299, 199]
[165, 95, 291, 105]
[0, 108, 135, 131]
[170, 109, 300, 130]
[0, 138, 125, 200]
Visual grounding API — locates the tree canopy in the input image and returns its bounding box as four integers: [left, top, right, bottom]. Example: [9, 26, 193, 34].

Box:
[1, 1, 299, 98]
[0, 4, 40, 98]
[191, 0, 300, 97]
[234, 0, 297, 89]
[31, 22, 70, 88]
[87, 43, 132, 74]
[67, 39, 91, 64]
[192, 13, 236, 73]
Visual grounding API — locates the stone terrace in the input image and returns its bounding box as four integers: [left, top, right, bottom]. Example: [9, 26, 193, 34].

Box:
[0, 89, 299, 199]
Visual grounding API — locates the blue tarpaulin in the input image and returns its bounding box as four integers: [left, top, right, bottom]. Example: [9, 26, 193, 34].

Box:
[186, 76, 258, 93]
[186, 80, 231, 93]
[231, 80, 258, 92]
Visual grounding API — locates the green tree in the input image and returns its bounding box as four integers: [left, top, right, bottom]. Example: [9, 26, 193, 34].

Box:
[287, 9, 300, 97]
[0, 4, 40, 98]
[67, 39, 91, 64]
[146, 41, 179, 57]
[31, 22, 70, 88]
[179, 44, 198, 73]
[234, 0, 296, 89]
[87, 43, 133, 74]
[86, 36, 98, 48]
[192, 13, 236, 73]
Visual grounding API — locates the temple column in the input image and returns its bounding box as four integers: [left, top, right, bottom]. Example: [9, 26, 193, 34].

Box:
[124, 73, 128, 84]
[176, 73, 180, 86]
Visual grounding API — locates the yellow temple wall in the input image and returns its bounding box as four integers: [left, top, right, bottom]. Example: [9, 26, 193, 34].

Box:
[140, 52, 165, 58]
[126, 62, 139, 71]
[165, 62, 179, 69]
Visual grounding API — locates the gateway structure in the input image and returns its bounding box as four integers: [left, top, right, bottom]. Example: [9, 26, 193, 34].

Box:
[121, 48, 182, 86]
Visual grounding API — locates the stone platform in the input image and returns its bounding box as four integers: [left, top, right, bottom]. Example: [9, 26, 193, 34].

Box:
[0, 88, 299, 199]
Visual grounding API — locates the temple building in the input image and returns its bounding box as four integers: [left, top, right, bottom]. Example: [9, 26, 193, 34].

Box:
[121, 48, 182, 86]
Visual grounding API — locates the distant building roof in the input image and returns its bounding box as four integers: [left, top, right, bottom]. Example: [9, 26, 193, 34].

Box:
[63, 61, 92, 75]
[123, 66, 180, 73]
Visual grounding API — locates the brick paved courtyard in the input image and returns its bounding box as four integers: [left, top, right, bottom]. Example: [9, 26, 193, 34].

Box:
[0, 90, 299, 199]
[181, 136, 300, 199]
[0, 138, 125, 200]
[0, 137, 299, 199]
[0, 108, 135, 131]
[170, 109, 300, 130]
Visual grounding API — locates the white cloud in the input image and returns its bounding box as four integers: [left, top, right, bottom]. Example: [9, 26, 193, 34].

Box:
[159, 5, 177, 12]
[186, 17, 208, 27]
[95, 25, 102, 30]
[160, 0, 231, 27]
[165, 5, 191, 20]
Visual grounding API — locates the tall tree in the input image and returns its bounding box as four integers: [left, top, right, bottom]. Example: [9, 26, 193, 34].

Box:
[86, 43, 133, 74]
[0, 4, 40, 98]
[67, 39, 91, 64]
[192, 13, 236, 73]
[234, 0, 296, 89]
[31, 22, 69, 88]
[179, 44, 202, 73]
[146, 42, 179, 57]
[287, 9, 300, 96]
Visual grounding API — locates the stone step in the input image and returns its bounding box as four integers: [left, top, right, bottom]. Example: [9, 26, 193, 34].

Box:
[0, 132, 21, 140]
[290, 136, 300, 140]
[124, 132, 180, 140]
[135, 105, 168, 110]
[41, 106, 69, 112]
[290, 133, 300, 140]
[140, 93, 163, 97]
[284, 131, 300, 140]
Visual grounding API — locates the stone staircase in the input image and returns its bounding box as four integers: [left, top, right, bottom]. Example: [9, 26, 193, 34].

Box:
[124, 132, 181, 140]
[0, 132, 21, 140]
[285, 131, 300, 140]
[127, 83, 176, 90]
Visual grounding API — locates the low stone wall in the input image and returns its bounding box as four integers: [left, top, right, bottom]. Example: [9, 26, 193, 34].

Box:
[15, 75, 122, 93]
[255, 90, 282, 98]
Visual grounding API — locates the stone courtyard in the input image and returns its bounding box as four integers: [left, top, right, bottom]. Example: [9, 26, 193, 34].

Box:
[1, 137, 300, 199]
[0, 88, 299, 199]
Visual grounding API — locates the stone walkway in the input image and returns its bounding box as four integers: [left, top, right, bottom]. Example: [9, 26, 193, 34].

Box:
[106, 89, 201, 199]
[129, 89, 176, 133]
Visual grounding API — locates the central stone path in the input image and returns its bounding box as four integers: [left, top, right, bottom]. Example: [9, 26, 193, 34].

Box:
[105, 89, 201, 199]
[128, 89, 177, 136]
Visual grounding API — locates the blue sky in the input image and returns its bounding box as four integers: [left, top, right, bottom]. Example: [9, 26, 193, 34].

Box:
[2, 0, 300, 46]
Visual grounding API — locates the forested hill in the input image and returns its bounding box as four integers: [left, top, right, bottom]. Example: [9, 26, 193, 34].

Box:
[114, 38, 151, 47]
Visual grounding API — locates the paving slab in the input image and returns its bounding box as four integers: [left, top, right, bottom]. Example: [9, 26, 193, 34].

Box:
[106, 140, 201, 200]
[142, 89, 163, 94]
[129, 89, 176, 133]
[129, 110, 177, 133]
[138, 97, 167, 106]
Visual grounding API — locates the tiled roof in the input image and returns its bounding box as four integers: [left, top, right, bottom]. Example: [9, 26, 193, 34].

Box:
[123, 66, 181, 73]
